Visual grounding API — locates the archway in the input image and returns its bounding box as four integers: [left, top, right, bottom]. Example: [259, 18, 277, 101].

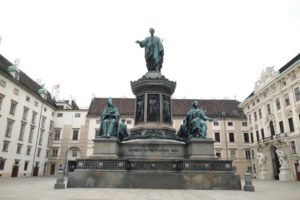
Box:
[67, 147, 81, 172]
[270, 145, 280, 180]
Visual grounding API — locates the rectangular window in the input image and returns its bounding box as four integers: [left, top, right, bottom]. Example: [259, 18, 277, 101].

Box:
[22, 107, 29, 121]
[13, 88, 19, 95]
[284, 93, 290, 106]
[37, 148, 41, 157]
[258, 109, 262, 119]
[242, 122, 247, 126]
[244, 133, 249, 143]
[230, 149, 236, 160]
[229, 132, 235, 142]
[75, 113, 81, 118]
[276, 98, 281, 110]
[46, 150, 50, 158]
[288, 117, 295, 132]
[41, 117, 46, 129]
[31, 112, 37, 124]
[0, 159, 5, 170]
[57, 113, 63, 117]
[16, 144, 22, 154]
[72, 150, 77, 157]
[214, 132, 220, 142]
[49, 121, 54, 131]
[213, 121, 219, 126]
[254, 112, 257, 121]
[245, 149, 251, 160]
[251, 150, 255, 159]
[0, 79, 6, 87]
[5, 120, 14, 138]
[0, 94, 4, 110]
[248, 115, 252, 124]
[52, 148, 58, 157]
[2, 141, 10, 152]
[28, 127, 34, 143]
[267, 104, 271, 115]
[72, 130, 79, 141]
[26, 96, 30, 102]
[26, 146, 32, 155]
[9, 101, 17, 115]
[294, 87, 300, 101]
[227, 122, 233, 126]
[19, 123, 26, 141]
[54, 129, 61, 141]
[279, 121, 284, 133]
[261, 129, 265, 139]
[291, 141, 297, 154]
[250, 132, 254, 143]
[256, 130, 260, 142]
[39, 131, 44, 145]
[24, 161, 29, 171]
[216, 150, 221, 159]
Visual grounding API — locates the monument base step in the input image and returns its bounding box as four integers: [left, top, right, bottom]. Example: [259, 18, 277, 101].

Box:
[67, 170, 241, 190]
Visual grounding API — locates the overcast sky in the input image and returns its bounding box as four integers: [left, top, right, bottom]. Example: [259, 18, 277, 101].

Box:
[0, 0, 300, 107]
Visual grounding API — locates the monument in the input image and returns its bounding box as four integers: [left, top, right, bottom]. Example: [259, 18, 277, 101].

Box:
[67, 28, 241, 189]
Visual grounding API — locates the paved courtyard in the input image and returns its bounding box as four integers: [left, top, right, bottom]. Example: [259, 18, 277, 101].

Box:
[0, 176, 299, 200]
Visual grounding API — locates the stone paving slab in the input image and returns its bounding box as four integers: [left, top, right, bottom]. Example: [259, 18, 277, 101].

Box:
[0, 177, 300, 200]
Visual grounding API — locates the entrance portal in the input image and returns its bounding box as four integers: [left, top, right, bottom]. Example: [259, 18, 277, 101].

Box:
[270, 145, 280, 180]
[50, 164, 56, 175]
[68, 161, 77, 172]
[11, 165, 19, 177]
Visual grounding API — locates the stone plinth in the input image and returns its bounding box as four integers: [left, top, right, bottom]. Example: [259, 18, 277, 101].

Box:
[279, 168, 293, 181]
[243, 172, 255, 192]
[54, 171, 65, 189]
[187, 138, 217, 160]
[91, 137, 119, 159]
[68, 170, 241, 190]
[68, 159, 241, 190]
[259, 168, 270, 180]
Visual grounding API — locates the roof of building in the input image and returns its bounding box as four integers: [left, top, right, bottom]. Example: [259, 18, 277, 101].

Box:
[87, 97, 246, 119]
[242, 53, 300, 104]
[0, 54, 57, 108]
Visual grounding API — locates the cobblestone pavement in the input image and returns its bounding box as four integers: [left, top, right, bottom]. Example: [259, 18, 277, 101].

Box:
[0, 177, 300, 200]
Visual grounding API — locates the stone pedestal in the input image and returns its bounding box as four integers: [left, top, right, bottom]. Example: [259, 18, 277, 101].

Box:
[259, 168, 270, 180]
[91, 137, 119, 159]
[243, 172, 255, 192]
[279, 168, 293, 181]
[67, 71, 241, 190]
[54, 171, 65, 189]
[187, 138, 217, 160]
[131, 72, 176, 129]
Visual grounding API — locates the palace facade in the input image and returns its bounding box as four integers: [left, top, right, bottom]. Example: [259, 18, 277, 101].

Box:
[240, 53, 300, 181]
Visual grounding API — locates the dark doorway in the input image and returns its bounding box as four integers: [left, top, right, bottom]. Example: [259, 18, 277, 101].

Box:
[270, 121, 275, 138]
[295, 163, 300, 181]
[50, 164, 56, 175]
[270, 145, 280, 180]
[33, 167, 39, 176]
[11, 165, 19, 177]
[68, 161, 77, 172]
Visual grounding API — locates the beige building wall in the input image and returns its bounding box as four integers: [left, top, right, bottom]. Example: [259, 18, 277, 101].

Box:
[47, 109, 88, 175]
[240, 55, 300, 181]
[0, 73, 55, 178]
